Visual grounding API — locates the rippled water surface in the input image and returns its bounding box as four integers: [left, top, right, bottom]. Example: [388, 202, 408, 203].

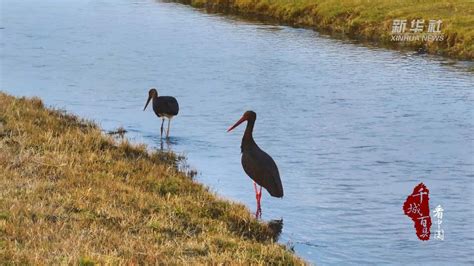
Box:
[1, 0, 473, 264]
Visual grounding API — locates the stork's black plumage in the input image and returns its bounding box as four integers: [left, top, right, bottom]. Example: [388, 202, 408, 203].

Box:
[227, 111, 283, 217]
[151, 96, 179, 117]
[143, 88, 179, 138]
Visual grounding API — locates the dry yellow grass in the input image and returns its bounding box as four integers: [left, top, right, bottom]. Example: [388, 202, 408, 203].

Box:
[175, 0, 473, 60]
[0, 92, 304, 264]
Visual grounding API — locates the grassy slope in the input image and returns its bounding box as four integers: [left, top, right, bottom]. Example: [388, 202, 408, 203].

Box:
[0, 92, 303, 264]
[176, 0, 473, 60]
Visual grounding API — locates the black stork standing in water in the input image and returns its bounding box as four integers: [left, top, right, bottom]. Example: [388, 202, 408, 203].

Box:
[227, 111, 283, 218]
[143, 88, 179, 139]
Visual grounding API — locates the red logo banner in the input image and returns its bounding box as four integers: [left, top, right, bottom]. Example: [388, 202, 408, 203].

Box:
[403, 183, 431, 241]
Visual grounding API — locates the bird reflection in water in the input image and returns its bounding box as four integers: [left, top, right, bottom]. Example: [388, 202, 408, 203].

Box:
[159, 136, 179, 151]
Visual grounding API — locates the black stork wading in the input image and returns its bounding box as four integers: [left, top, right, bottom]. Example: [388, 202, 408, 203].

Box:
[227, 111, 283, 218]
[143, 88, 179, 139]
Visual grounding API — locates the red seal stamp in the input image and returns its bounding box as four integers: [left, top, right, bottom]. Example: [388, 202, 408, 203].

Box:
[403, 183, 431, 241]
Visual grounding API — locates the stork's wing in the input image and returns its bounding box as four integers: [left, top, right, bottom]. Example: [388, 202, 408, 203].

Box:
[241, 147, 283, 198]
[156, 96, 179, 116]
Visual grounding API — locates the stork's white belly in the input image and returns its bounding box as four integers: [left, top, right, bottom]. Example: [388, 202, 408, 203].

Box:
[159, 113, 174, 119]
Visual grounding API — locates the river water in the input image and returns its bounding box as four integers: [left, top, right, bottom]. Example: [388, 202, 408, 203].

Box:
[1, 0, 473, 264]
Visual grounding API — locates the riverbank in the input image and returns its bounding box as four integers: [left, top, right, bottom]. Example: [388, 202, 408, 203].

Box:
[172, 0, 473, 60]
[0, 93, 303, 264]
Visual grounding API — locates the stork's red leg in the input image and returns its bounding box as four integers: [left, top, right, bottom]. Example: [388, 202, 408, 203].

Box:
[253, 182, 262, 218]
[160, 118, 165, 138]
[166, 118, 171, 138]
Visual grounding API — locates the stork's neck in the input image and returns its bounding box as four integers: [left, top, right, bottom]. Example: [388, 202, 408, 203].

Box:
[241, 119, 256, 150]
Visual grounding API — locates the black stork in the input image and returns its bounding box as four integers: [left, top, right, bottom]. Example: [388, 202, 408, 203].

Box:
[143, 88, 179, 139]
[227, 111, 283, 218]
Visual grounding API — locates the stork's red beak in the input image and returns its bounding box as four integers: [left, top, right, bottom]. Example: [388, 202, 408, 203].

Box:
[227, 115, 247, 132]
[143, 96, 151, 111]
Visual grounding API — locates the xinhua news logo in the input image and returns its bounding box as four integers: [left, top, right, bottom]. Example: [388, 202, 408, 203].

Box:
[391, 19, 444, 42]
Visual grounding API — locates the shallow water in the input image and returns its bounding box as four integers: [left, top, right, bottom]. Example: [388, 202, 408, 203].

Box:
[1, 0, 473, 264]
